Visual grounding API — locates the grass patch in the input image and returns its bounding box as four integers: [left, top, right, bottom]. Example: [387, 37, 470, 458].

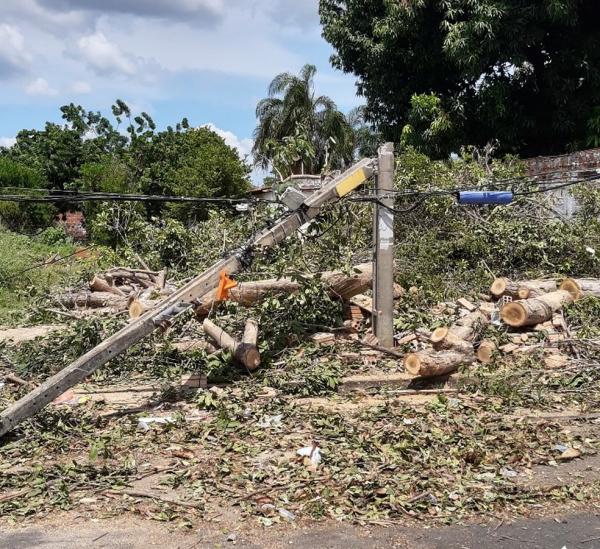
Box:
[0, 227, 101, 324]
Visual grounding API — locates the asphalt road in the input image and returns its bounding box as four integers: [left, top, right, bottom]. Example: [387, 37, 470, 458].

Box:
[2, 512, 600, 549]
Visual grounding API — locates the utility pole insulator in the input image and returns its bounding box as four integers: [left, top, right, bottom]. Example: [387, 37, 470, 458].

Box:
[373, 142, 395, 348]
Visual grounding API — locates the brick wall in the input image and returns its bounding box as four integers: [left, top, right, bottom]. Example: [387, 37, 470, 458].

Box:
[523, 148, 600, 217]
[57, 211, 87, 240]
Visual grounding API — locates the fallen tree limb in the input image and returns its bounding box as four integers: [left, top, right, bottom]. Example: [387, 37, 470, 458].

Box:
[451, 310, 490, 341]
[194, 263, 373, 316]
[5, 374, 33, 387]
[500, 290, 576, 328]
[202, 319, 261, 371]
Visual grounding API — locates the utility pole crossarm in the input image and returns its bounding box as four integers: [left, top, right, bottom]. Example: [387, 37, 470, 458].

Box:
[0, 158, 374, 437]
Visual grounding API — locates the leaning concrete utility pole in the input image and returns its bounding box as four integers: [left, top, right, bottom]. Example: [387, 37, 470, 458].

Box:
[373, 142, 395, 348]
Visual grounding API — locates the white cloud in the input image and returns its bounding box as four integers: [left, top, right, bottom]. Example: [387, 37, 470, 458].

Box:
[36, 0, 226, 25]
[265, 0, 318, 29]
[0, 137, 17, 148]
[25, 77, 57, 96]
[204, 123, 253, 158]
[77, 32, 138, 76]
[70, 80, 92, 94]
[0, 24, 32, 78]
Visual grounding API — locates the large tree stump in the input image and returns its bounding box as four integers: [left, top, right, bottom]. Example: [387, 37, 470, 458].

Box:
[500, 290, 576, 328]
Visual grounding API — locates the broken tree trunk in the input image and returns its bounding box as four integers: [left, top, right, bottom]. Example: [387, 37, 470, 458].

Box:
[559, 278, 600, 299]
[202, 319, 261, 371]
[194, 263, 373, 316]
[490, 277, 557, 299]
[500, 290, 576, 328]
[404, 350, 471, 378]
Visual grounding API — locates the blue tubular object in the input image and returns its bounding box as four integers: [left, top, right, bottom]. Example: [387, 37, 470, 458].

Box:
[458, 191, 513, 205]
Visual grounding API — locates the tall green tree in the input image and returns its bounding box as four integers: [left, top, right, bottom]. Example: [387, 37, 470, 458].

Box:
[320, 0, 600, 157]
[253, 64, 355, 177]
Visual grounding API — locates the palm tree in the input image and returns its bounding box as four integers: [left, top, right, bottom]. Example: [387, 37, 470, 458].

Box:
[253, 64, 354, 178]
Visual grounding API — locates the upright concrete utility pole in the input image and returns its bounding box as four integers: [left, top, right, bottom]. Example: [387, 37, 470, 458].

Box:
[373, 142, 395, 348]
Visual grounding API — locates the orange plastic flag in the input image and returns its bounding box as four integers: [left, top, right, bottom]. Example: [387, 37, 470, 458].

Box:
[215, 271, 238, 301]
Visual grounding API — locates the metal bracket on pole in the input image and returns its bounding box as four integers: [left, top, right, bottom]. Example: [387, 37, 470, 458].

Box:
[373, 142, 395, 348]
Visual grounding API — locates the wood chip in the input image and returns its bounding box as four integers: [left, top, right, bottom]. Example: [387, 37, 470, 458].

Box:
[457, 298, 477, 312]
[311, 332, 336, 345]
[499, 343, 519, 354]
[397, 333, 417, 345]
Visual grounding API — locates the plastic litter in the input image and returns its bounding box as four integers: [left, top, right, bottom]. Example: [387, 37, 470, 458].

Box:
[138, 416, 174, 431]
[297, 445, 321, 467]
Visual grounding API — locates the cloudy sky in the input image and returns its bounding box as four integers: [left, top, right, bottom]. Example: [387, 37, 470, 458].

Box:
[0, 0, 361, 178]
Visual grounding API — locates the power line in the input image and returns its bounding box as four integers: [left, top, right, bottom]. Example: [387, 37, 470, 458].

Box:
[348, 173, 600, 214]
[0, 188, 281, 206]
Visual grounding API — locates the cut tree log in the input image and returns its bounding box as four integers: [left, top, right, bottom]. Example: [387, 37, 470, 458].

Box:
[500, 290, 576, 328]
[559, 278, 600, 299]
[194, 263, 373, 316]
[128, 299, 148, 319]
[477, 340, 497, 364]
[404, 350, 472, 378]
[490, 277, 557, 299]
[58, 292, 127, 309]
[202, 319, 261, 371]
[90, 276, 126, 297]
[242, 318, 259, 346]
[451, 311, 490, 341]
[430, 327, 473, 354]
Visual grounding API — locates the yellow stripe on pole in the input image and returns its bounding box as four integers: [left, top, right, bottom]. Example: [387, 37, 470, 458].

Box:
[335, 167, 370, 197]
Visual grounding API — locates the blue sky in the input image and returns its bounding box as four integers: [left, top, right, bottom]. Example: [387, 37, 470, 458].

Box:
[0, 1, 362, 181]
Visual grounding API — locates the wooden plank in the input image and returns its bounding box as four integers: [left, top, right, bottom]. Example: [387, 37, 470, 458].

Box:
[0, 159, 374, 437]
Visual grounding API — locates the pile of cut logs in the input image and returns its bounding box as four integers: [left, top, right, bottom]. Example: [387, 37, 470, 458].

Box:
[57, 267, 174, 318]
[402, 276, 599, 379]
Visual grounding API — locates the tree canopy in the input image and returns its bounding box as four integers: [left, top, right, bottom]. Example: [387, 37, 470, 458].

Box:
[320, 0, 600, 158]
[0, 101, 250, 229]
